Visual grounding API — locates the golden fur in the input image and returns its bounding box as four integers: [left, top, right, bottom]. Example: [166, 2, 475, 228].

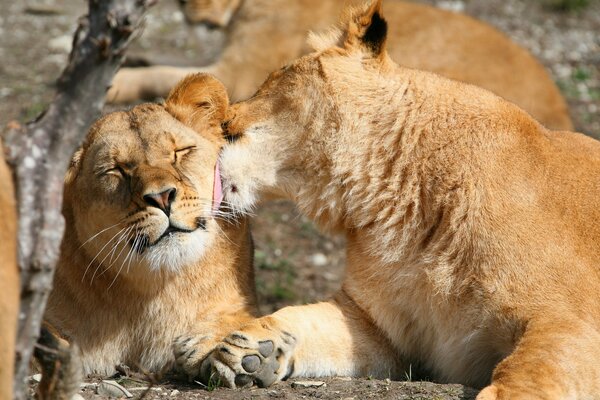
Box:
[0, 140, 18, 400]
[192, 1, 599, 398]
[108, 0, 572, 131]
[44, 75, 257, 376]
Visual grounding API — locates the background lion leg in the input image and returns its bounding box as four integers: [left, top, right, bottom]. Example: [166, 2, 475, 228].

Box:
[477, 316, 600, 400]
[208, 290, 406, 388]
[107, 65, 217, 103]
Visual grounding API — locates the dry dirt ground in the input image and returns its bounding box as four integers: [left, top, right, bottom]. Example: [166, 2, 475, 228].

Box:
[2, 0, 599, 398]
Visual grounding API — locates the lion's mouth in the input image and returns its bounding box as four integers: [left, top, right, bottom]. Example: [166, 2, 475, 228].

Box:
[132, 225, 197, 254]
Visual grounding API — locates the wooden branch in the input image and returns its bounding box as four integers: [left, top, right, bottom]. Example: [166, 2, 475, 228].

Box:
[2, 1, 156, 398]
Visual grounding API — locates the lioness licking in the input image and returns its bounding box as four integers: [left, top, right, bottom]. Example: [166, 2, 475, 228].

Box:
[44, 74, 257, 377]
[190, 1, 598, 398]
[109, 0, 573, 131]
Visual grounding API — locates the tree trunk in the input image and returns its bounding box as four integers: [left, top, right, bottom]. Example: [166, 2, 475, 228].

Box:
[2, 1, 156, 398]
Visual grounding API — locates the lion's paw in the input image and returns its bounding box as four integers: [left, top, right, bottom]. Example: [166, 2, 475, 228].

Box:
[173, 334, 215, 380]
[206, 319, 297, 388]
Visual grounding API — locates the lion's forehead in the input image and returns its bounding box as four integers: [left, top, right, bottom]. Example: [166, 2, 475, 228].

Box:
[89, 114, 199, 162]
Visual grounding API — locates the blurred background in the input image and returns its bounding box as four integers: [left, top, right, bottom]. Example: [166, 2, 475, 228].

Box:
[1, 0, 598, 314]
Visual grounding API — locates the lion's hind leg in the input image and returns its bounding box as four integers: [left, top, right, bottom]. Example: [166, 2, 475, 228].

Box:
[477, 316, 600, 400]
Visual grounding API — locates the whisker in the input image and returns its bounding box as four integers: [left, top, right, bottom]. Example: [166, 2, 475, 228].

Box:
[108, 228, 139, 290]
[77, 220, 126, 251]
[82, 225, 130, 283]
[97, 225, 137, 280]
[90, 225, 134, 284]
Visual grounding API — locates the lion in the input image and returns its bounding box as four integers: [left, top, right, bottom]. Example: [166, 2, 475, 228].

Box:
[43, 74, 257, 377]
[180, 1, 599, 398]
[108, 0, 573, 131]
[0, 140, 18, 400]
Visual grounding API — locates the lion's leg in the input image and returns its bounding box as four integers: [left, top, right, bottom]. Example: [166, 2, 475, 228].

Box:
[477, 316, 600, 400]
[206, 291, 405, 388]
[106, 65, 217, 104]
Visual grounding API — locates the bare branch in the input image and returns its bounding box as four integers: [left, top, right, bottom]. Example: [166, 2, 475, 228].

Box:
[2, 1, 156, 398]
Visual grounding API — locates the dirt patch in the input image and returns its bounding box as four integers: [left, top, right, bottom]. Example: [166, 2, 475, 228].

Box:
[30, 376, 478, 400]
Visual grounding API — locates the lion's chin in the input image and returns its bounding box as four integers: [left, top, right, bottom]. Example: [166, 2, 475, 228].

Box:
[140, 230, 212, 273]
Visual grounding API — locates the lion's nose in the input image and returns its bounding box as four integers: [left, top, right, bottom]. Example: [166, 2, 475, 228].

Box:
[143, 187, 177, 215]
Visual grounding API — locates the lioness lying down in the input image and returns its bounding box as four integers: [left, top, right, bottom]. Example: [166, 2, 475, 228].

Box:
[44, 75, 256, 376]
[109, 0, 573, 131]
[185, 1, 598, 398]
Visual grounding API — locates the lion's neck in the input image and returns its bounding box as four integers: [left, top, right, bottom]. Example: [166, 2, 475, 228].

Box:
[294, 67, 495, 264]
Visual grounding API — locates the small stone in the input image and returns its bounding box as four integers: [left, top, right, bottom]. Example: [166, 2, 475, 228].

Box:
[30, 374, 42, 383]
[49, 35, 72, 53]
[71, 394, 85, 400]
[291, 380, 326, 389]
[80, 382, 98, 390]
[436, 1, 465, 12]
[170, 389, 180, 397]
[310, 253, 328, 267]
[336, 376, 352, 381]
[97, 380, 134, 398]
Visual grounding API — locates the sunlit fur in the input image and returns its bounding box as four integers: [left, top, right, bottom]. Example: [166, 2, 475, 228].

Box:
[0, 144, 17, 400]
[109, 0, 572, 132]
[213, 1, 600, 398]
[44, 74, 257, 376]
[179, 0, 241, 27]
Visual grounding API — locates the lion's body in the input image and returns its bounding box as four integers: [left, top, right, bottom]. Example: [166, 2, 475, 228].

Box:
[45, 76, 256, 376]
[204, 2, 600, 398]
[109, 0, 572, 131]
[0, 142, 17, 400]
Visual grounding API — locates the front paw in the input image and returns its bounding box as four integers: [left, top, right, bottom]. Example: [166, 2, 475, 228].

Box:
[173, 334, 216, 380]
[206, 318, 297, 388]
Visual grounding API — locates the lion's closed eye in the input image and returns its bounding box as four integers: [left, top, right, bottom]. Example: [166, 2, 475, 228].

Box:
[174, 146, 197, 163]
[100, 165, 126, 178]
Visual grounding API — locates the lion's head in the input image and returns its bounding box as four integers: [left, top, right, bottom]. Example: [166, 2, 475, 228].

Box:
[64, 74, 230, 277]
[178, 0, 242, 28]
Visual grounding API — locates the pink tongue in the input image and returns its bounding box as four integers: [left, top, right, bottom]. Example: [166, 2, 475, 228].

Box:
[212, 161, 223, 213]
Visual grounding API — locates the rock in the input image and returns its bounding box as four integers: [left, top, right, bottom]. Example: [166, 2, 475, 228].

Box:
[310, 253, 328, 267]
[80, 382, 98, 391]
[437, 1, 465, 12]
[291, 380, 326, 389]
[97, 380, 134, 398]
[71, 394, 85, 400]
[48, 34, 72, 53]
[170, 389, 180, 396]
[30, 373, 42, 383]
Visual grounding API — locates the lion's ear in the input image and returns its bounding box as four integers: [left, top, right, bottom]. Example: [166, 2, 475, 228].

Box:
[165, 73, 229, 137]
[343, 0, 388, 58]
[64, 148, 83, 185]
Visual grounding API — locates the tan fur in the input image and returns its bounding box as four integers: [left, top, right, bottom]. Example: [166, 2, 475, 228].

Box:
[44, 74, 257, 377]
[108, 0, 572, 131]
[198, 2, 600, 398]
[0, 139, 18, 400]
